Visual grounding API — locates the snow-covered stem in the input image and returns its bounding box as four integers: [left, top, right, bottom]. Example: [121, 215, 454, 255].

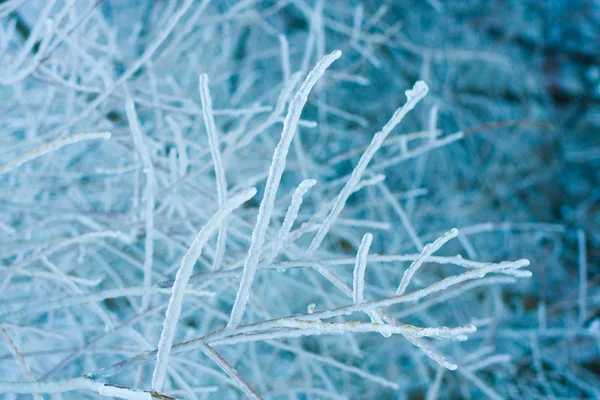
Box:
[152, 188, 256, 392]
[283, 175, 385, 248]
[403, 333, 458, 370]
[0, 132, 111, 175]
[396, 228, 459, 295]
[352, 233, 373, 304]
[228, 50, 341, 328]
[165, 116, 188, 177]
[125, 99, 156, 312]
[305, 81, 429, 258]
[266, 178, 316, 263]
[85, 258, 530, 381]
[211, 322, 476, 348]
[278, 34, 291, 82]
[0, 377, 151, 400]
[277, 319, 476, 340]
[296, 259, 531, 322]
[463, 354, 512, 372]
[199, 73, 229, 271]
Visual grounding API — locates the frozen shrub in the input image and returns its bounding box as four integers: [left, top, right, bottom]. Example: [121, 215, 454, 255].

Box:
[0, 1, 597, 399]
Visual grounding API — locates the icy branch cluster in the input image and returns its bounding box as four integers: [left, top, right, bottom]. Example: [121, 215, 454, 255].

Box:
[0, 1, 598, 399]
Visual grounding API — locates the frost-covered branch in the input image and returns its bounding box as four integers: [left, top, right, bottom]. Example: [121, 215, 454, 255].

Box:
[152, 188, 256, 392]
[0, 132, 111, 175]
[228, 50, 342, 328]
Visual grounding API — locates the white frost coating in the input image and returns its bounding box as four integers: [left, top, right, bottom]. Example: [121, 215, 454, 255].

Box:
[292, 263, 388, 337]
[278, 319, 474, 340]
[396, 228, 459, 296]
[227, 50, 342, 329]
[288, 259, 531, 323]
[0, 132, 111, 175]
[126, 99, 155, 312]
[414, 324, 476, 339]
[0, 377, 151, 400]
[280, 179, 317, 238]
[199, 73, 229, 271]
[305, 81, 429, 258]
[367, 259, 530, 311]
[356, 174, 386, 190]
[353, 233, 373, 304]
[166, 116, 189, 177]
[152, 188, 257, 392]
[464, 354, 512, 372]
[286, 175, 385, 246]
[405, 334, 458, 370]
[279, 34, 291, 82]
[96, 383, 150, 400]
[267, 179, 317, 262]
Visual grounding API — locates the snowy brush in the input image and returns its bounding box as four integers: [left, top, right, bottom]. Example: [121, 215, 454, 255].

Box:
[1, 1, 593, 399]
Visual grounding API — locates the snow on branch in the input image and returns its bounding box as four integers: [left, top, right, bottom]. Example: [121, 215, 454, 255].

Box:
[152, 188, 257, 392]
[397, 228, 459, 296]
[353, 232, 373, 304]
[0, 132, 111, 175]
[305, 81, 429, 258]
[199, 73, 229, 271]
[228, 50, 342, 329]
